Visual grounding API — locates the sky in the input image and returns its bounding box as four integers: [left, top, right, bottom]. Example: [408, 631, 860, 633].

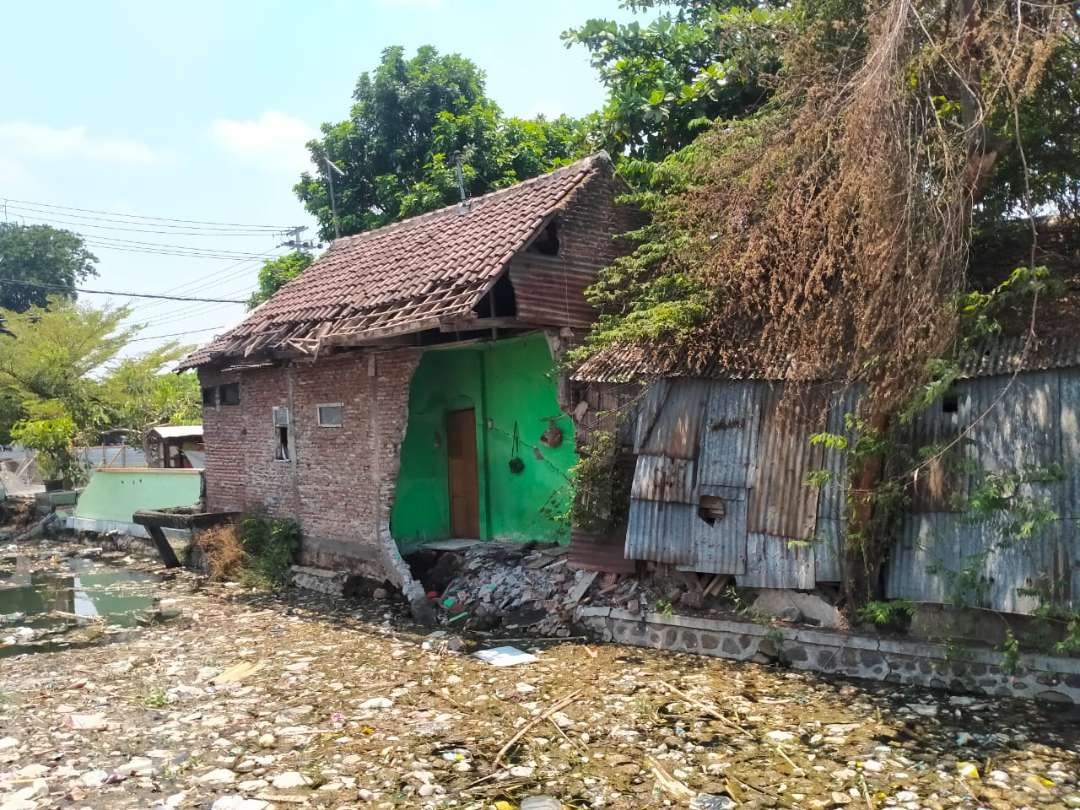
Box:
[0, 0, 638, 358]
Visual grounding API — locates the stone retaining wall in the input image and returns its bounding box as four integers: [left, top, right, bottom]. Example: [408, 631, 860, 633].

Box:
[576, 606, 1080, 706]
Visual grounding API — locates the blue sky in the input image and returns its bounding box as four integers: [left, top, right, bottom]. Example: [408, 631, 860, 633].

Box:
[0, 0, 637, 355]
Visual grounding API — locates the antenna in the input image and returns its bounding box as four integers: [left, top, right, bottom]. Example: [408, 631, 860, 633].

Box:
[452, 152, 470, 214]
[322, 156, 346, 239]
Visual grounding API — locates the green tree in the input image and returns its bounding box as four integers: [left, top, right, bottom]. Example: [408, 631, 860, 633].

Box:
[564, 0, 784, 164]
[247, 251, 314, 309]
[294, 45, 593, 239]
[0, 298, 199, 445]
[0, 223, 98, 312]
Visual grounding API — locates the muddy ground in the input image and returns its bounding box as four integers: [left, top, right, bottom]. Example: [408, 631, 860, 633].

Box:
[2, 534, 1079, 810]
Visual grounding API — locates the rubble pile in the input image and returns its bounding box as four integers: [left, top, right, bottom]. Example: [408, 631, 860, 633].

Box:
[428, 544, 764, 636]
[432, 543, 587, 636]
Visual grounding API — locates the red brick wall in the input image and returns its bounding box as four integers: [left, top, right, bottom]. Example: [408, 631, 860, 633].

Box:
[199, 349, 421, 583]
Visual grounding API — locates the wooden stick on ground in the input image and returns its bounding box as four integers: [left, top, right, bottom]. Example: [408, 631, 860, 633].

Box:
[493, 689, 582, 768]
[658, 680, 750, 735]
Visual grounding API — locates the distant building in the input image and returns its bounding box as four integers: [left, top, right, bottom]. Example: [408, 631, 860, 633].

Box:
[144, 425, 205, 469]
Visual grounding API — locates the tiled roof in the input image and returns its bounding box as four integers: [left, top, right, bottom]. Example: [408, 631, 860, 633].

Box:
[181, 153, 611, 369]
[573, 336, 1080, 384]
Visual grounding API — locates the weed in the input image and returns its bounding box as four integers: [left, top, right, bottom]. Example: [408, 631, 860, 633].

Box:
[856, 599, 915, 629]
[144, 689, 169, 708]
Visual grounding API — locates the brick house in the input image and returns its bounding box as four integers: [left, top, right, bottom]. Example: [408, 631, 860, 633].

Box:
[180, 153, 638, 605]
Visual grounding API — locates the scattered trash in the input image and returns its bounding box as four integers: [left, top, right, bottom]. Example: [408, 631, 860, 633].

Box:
[2, 531, 1079, 809]
[210, 659, 265, 685]
[63, 713, 107, 731]
[473, 645, 538, 667]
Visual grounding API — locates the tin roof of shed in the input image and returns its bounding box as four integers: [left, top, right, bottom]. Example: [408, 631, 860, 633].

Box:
[181, 153, 611, 370]
[573, 335, 1080, 384]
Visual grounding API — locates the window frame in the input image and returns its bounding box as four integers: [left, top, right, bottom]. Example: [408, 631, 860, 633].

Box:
[218, 382, 240, 406]
[273, 406, 291, 462]
[316, 402, 344, 428]
[201, 386, 217, 407]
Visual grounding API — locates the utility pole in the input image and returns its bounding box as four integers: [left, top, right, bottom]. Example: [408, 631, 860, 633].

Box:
[278, 225, 312, 254]
[322, 156, 346, 240]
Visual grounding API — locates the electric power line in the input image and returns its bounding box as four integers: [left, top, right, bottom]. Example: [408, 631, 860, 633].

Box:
[2, 197, 295, 230]
[127, 325, 227, 343]
[0, 278, 248, 304]
[4, 207, 290, 237]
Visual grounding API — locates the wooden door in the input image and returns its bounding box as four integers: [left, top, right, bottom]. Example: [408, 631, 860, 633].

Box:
[446, 408, 480, 538]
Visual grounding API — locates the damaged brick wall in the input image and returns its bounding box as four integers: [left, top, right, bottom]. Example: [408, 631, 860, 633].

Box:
[509, 161, 644, 328]
[198, 349, 423, 595]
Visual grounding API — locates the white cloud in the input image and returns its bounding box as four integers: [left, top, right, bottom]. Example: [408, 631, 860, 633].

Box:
[0, 122, 171, 166]
[209, 110, 318, 173]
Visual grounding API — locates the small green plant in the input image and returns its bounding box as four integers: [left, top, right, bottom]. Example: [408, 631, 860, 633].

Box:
[654, 598, 674, 617]
[856, 599, 915, 629]
[144, 689, 169, 708]
[1000, 628, 1021, 675]
[238, 513, 302, 588]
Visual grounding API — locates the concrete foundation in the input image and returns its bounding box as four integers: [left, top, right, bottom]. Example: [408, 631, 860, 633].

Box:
[576, 606, 1080, 706]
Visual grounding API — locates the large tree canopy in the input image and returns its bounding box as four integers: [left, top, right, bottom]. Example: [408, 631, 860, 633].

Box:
[0, 223, 97, 312]
[564, 0, 784, 164]
[294, 46, 595, 240]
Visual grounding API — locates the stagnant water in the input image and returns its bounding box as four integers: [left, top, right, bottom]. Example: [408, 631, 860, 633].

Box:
[0, 555, 159, 657]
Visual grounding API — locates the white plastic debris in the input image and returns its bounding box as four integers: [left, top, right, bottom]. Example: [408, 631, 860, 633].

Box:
[473, 645, 538, 667]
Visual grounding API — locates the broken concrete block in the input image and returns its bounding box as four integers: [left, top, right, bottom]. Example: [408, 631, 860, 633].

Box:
[751, 589, 843, 629]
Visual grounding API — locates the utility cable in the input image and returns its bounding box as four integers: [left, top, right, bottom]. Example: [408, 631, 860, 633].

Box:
[0, 278, 248, 304]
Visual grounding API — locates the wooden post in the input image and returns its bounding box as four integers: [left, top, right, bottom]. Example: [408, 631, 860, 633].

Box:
[146, 525, 181, 568]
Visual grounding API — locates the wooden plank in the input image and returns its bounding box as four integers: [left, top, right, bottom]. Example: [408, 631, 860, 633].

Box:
[146, 525, 181, 568]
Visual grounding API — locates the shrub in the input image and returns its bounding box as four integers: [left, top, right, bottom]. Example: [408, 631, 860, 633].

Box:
[238, 514, 301, 587]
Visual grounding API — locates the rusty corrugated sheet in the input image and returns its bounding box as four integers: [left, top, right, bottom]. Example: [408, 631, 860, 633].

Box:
[738, 532, 815, 589]
[886, 371, 1074, 615]
[625, 500, 695, 565]
[686, 484, 748, 574]
[814, 386, 861, 582]
[630, 455, 697, 504]
[698, 381, 764, 486]
[634, 379, 711, 460]
[568, 527, 636, 573]
[509, 257, 596, 327]
[747, 389, 826, 540]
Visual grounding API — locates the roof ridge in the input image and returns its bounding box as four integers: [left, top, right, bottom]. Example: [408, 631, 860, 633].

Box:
[326, 151, 610, 249]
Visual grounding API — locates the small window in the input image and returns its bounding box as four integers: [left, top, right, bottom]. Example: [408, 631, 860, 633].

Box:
[317, 403, 344, 427]
[942, 393, 959, 414]
[201, 387, 217, 407]
[219, 383, 240, 406]
[273, 407, 290, 461]
[528, 220, 560, 256]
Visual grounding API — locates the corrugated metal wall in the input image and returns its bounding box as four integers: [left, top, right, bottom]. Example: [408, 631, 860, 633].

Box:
[620, 370, 1080, 614]
[886, 369, 1080, 614]
[625, 379, 851, 583]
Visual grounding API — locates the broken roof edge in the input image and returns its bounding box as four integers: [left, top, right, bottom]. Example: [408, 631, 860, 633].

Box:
[180, 153, 615, 371]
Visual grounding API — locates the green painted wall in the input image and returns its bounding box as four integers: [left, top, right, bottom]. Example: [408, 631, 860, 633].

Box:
[75, 469, 202, 524]
[392, 334, 575, 548]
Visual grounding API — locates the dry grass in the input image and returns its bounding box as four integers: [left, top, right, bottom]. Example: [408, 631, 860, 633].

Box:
[192, 525, 244, 582]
